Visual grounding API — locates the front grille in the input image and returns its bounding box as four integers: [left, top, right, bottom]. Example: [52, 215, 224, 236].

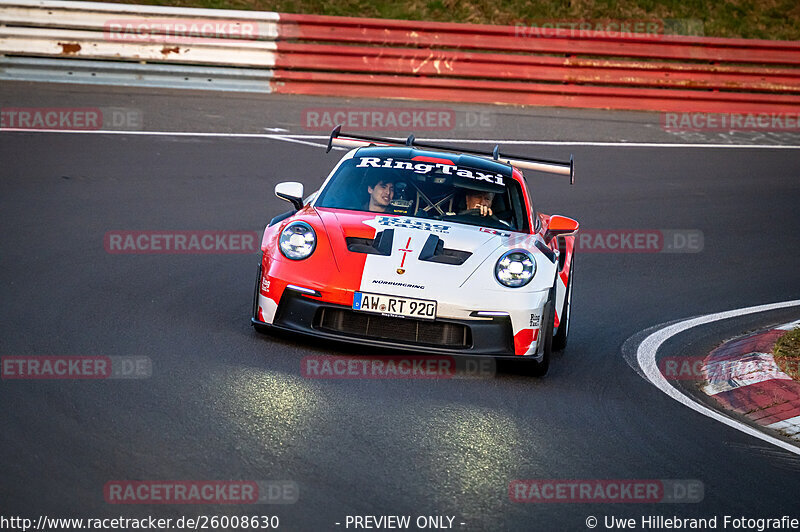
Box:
[314, 308, 471, 348]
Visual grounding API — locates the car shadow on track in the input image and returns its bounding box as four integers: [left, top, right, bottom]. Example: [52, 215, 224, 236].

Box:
[251, 324, 565, 379]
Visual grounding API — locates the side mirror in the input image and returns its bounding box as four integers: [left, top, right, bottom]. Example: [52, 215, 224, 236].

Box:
[275, 182, 304, 211]
[544, 215, 579, 243]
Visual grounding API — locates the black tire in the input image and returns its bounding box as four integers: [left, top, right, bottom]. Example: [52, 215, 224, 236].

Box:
[525, 288, 554, 377]
[252, 259, 271, 334]
[552, 254, 574, 351]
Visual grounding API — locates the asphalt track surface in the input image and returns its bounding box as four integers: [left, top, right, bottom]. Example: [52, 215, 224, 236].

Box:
[2, 82, 800, 530]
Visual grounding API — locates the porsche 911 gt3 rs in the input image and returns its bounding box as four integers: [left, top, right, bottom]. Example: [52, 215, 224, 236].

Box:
[251, 127, 578, 376]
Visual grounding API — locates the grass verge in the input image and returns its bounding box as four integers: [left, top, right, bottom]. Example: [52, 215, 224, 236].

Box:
[89, 0, 800, 41]
[773, 328, 800, 381]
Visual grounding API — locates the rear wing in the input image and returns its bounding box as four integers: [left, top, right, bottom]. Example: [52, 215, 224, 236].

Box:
[325, 125, 575, 185]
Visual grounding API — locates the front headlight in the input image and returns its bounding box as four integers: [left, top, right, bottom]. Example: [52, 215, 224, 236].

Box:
[279, 221, 316, 260]
[495, 249, 536, 287]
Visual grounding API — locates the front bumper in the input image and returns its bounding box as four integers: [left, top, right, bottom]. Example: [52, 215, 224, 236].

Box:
[252, 289, 533, 358]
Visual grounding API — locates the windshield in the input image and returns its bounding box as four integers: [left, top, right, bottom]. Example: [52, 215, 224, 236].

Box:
[315, 154, 530, 232]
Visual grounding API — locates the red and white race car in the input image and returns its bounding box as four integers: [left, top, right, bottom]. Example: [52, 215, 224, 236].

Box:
[251, 128, 578, 375]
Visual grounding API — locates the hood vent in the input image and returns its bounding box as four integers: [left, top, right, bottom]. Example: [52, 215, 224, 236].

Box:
[346, 229, 394, 256]
[418, 234, 471, 265]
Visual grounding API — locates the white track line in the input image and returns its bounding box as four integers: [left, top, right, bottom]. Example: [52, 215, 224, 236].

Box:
[635, 299, 800, 455]
[277, 135, 800, 149]
[0, 129, 278, 138]
[0, 129, 799, 148]
[265, 134, 345, 150]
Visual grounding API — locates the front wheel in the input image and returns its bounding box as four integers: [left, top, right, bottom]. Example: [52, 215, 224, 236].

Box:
[523, 288, 554, 377]
[252, 260, 271, 334]
[552, 255, 574, 351]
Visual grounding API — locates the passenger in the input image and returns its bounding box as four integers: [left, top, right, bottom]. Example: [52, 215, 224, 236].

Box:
[365, 176, 395, 213]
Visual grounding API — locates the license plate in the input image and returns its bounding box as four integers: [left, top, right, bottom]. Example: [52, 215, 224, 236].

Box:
[352, 292, 437, 320]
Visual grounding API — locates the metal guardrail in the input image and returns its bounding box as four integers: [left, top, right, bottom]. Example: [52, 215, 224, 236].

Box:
[1, 0, 279, 30]
[1, 0, 799, 112]
[1, 56, 274, 91]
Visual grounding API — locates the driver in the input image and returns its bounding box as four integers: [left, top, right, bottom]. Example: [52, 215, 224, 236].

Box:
[462, 190, 495, 217]
[365, 176, 395, 212]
